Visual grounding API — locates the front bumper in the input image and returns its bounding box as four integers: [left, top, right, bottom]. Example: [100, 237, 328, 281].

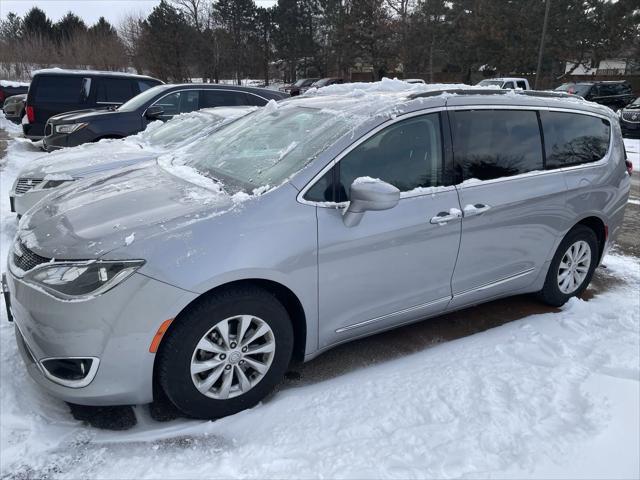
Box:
[5, 269, 197, 406]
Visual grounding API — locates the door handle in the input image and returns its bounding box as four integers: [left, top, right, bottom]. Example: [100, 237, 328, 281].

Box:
[430, 208, 462, 225]
[463, 203, 491, 217]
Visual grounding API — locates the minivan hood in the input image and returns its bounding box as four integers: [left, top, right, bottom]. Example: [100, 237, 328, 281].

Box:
[18, 162, 242, 260]
[20, 145, 155, 179]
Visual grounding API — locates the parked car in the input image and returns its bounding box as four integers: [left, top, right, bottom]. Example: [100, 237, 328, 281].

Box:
[301, 77, 344, 94]
[3, 88, 630, 420]
[280, 78, 319, 96]
[476, 77, 531, 89]
[555, 81, 635, 111]
[618, 97, 640, 139]
[9, 106, 255, 217]
[43, 83, 287, 151]
[0, 80, 29, 105]
[404, 78, 426, 84]
[22, 69, 163, 140]
[2, 93, 26, 123]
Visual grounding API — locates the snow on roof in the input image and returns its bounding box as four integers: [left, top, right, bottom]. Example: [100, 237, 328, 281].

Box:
[0, 80, 29, 88]
[31, 67, 159, 80]
[303, 77, 473, 98]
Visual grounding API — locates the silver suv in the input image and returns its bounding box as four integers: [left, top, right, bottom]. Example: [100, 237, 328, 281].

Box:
[3, 88, 630, 419]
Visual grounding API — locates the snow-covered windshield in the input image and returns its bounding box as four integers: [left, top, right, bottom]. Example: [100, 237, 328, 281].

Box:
[179, 103, 355, 193]
[477, 80, 504, 87]
[118, 85, 167, 112]
[143, 112, 223, 148]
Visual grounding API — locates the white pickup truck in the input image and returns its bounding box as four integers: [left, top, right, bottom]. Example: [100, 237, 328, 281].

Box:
[476, 77, 531, 90]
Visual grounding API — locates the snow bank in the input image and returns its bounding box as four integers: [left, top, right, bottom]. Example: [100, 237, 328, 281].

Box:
[304, 77, 476, 98]
[624, 138, 639, 171]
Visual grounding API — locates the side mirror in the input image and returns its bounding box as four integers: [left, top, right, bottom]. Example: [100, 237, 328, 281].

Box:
[144, 105, 164, 119]
[343, 178, 400, 227]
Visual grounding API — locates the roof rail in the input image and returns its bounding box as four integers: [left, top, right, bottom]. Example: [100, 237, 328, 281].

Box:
[408, 89, 575, 100]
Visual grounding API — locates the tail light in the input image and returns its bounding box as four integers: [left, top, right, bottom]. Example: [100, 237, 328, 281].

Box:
[0, 91, 5, 102]
[26, 105, 35, 123]
[625, 159, 633, 176]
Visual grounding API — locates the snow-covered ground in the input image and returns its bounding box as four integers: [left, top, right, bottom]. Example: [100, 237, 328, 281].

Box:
[0, 114, 639, 479]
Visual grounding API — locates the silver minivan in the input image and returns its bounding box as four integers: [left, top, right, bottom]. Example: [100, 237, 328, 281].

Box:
[4, 88, 631, 419]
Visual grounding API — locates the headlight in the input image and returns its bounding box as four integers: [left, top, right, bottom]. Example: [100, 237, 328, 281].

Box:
[23, 260, 144, 300]
[55, 122, 88, 134]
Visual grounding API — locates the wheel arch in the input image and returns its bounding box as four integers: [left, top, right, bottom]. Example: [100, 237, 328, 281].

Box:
[158, 278, 308, 364]
[574, 215, 606, 262]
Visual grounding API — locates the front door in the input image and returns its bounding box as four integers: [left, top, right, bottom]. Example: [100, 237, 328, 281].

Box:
[306, 112, 463, 348]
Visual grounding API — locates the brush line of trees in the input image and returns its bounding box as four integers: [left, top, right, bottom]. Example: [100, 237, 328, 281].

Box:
[1, 0, 638, 86]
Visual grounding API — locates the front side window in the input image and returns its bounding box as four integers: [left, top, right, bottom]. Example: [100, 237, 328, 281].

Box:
[34, 76, 85, 103]
[452, 110, 543, 181]
[541, 111, 610, 169]
[153, 90, 199, 116]
[503, 81, 515, 89]
[306, 113, 444, 202]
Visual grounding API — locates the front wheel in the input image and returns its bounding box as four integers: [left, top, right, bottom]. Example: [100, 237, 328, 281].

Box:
[537, 225, 599, 307]
[157, 287, 294, 419]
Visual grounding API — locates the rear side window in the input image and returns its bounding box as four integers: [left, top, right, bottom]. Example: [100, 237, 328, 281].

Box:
[138, 80, 157, 92]
[33, 76, 85, 103]
[541, 112, 610, 168]
[452, 110, 543, 181]
[97, 78, 134, 103]
[516, 81, 527, 89]
[201, 90, 246, 107]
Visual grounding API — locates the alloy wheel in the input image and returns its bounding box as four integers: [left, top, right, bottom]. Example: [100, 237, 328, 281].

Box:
[557, 240, 591, 294]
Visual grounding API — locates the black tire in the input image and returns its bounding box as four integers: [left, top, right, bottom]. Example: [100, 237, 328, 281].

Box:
[157, 286, 294, 419]
[537, 225, 599, 307]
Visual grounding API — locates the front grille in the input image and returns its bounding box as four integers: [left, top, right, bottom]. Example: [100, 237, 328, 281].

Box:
[14, 178, 42, 194]
[45, 122, 52, 136]
[622, 111, 640, 123]
[13, 241, 50, 272]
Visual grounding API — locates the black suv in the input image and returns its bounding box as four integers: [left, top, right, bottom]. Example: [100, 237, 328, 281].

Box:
[43, 84, 288, 151]
[23, 69, 163, 140]
[555, 81, 635, 111]
[619, 97, 640, 138]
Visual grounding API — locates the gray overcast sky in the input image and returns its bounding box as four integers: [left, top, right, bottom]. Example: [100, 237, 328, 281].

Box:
[0, 0, 277, 26]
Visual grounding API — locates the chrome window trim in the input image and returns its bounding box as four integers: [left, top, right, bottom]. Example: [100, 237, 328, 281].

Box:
[297, 106, 449, 208]
[335, 295, 451, 333]
[142, 88, 270, 118]
[448, 105, 614, 189]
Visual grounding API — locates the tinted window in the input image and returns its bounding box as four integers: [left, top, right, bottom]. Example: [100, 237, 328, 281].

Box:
[34, 76, 84, 103]
[516, 81, 527, 89]
[97, 78, 133, 103]
[241, 93, 267, 106]
[596, 84, 617, 96]
[503, 81, 515, 89]
[452, 110, 543, 181]
[307, 114, 444, 202]
[153, 90, 199, 116]
[138, 80, 157, 92]
[541, 111, 610, 168]
[201, 90, 245, 108]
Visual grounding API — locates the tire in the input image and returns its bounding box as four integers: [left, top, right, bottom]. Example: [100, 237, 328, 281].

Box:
[537, 225, 599, 307]
[157, 286, 294, 419]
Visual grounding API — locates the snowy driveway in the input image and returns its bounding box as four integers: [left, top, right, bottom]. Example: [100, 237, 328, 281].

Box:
[0, 117, 639, 479]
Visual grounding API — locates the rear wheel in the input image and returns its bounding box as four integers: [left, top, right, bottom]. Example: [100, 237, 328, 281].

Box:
[537, 225, 598, 307]
[157, 287, 293, 419]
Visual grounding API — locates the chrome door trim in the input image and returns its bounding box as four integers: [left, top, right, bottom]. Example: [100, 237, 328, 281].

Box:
[335, 295, 451, 333]
[297, 107, 449, 208]
[453, 267, 535, 298]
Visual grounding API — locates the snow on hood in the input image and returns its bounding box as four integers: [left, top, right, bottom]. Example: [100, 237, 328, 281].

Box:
[17, 162, 264, 260]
